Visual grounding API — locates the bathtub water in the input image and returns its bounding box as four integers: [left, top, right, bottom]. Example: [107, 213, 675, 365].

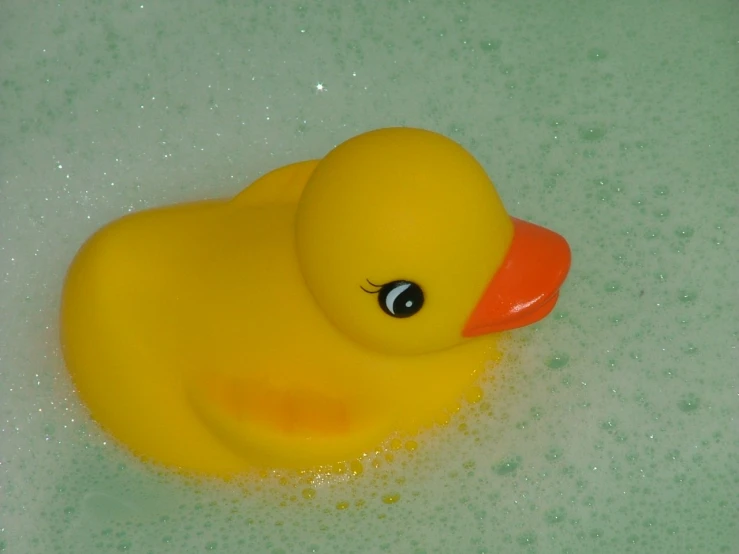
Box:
[1, 0, 737, 552]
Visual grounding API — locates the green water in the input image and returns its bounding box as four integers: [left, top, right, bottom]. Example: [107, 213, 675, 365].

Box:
[1, 0, 737, 552]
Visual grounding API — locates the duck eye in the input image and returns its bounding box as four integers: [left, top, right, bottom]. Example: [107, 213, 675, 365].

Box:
[377, 280, 424, 318]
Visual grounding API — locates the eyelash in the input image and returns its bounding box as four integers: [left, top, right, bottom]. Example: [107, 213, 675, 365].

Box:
[360, 279, 383, 294]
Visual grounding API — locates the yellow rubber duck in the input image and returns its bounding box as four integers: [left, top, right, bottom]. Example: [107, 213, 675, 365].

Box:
[60, 128, 570, 477]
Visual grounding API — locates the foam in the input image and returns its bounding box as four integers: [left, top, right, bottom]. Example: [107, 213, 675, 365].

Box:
[1, 0, 737, 552]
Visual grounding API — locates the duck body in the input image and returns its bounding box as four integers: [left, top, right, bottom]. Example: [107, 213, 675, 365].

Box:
[61, 128, 570, 477]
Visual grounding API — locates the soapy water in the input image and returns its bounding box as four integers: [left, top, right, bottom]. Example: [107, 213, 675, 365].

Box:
[2, 0, 738, 552]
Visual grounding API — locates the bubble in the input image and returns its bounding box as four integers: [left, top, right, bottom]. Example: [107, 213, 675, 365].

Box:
[665, 449, 680, 461]
[545, 507, 567, 524]
[675, 226, 694, 239]
[493, 456, 522, 476]
[349, 459, 364, 475]
[479, 39, 501, 51]
[678, 393, 700, 413]
[654, 208, 671, 219]
[631, 195, 647, 208]
[516, 532, 537, 545]
[587, 48, 607, 61]
[545, 448, 563, 462]
[381, 493, 400, 504]
[446, 123, 465, 138]
[205, 542, 218, 551]
[653, 186, 670, 197]
[677, 290, 697, 303]
[604, 281, 621, 293]
[600, 419, 617, 431]
[681, 343, 698, 355]
[579, 126, 606, 141]
[546, 353, 570, 370]
[549, 118, 565, 129]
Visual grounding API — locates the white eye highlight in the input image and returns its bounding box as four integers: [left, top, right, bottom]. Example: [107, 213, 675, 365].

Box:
[384, 282, 412, 315]
[361, 280, 425, 318]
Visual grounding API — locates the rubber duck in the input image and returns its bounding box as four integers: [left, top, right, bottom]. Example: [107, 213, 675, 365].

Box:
[60, 127, 570, 477]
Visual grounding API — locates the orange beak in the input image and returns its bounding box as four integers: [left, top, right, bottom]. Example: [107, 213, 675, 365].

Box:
[463, 218, 571, 337]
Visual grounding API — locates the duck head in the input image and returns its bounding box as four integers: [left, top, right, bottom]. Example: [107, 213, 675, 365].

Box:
[296, 127, 571, 356]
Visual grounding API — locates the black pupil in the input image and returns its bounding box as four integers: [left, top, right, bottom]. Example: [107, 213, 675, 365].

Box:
[379, 281, 424, 318]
